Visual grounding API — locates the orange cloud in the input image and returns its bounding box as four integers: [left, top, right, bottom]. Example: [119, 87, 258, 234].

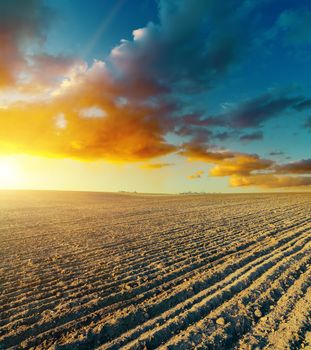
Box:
[230, 174, 311, 188]
[182, 143, 311, 189]
[140, 163, 174, 169]
[0, 103, 176, 162]
[209, 154, 273, 176]
[181, 143, 273, 176]
[0, 60, 177, 162]
[180, 143, 235, 163]
[187, 170, 204, 179]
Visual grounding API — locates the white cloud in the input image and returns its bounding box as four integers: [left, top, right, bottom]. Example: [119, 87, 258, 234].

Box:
[79, 106, 107, 118]
[115, 96, 128, 107]
[55, 113, 67, 129]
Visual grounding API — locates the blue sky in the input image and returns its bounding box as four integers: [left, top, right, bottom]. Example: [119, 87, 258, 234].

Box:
[0, 0, 310, 192]
[44, 0, 158, 59]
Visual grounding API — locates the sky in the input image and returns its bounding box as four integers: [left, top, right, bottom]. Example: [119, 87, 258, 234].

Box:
[0, 0, 310, 193]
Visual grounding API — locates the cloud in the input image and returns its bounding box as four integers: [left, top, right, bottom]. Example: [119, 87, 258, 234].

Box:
[2, 0, 302, 167]
[79, 106, 107, 119]
[0, 91, 177, 161]
[0, 59, 177, 161]
[214, 131, 233, 141]
[54, 113, 67, 129]
[240, 131, 263, 142]
[294, 99, 311, 111]
[230, 174, 311, 188]
[0, 2, 177, 162]
[276, 159, 311, 174]
[304, 116, 311, 129]
[0, 0, 54, 87]
[175, 115, 235, 144]
[182, 114, 227, 128]
[26, 54, 82, 91]
[109, 0, 265, 95]
[221, 91, 310, 128]
[209, 154, 273, 177]
[182, 142, 311, 189]
[187, 170, 204, 180]
[180, 143, 235, 163]
[140, 163, 174, 169]
[1, 0, 259, 162]
[269, 150, 285, 156]
[0, 47, 177, 162]
[175, 125, 213, 144]
[272, 9, 311, 46]
[224, 156, 311, 188]
[218, 154, 311, 188]
[186, 90, 311, 129]
[181, 143, 273, 176]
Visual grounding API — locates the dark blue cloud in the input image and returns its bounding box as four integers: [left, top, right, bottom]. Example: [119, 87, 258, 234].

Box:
[240, 131, 263, 142]
[109, 0, 260, 95]
[226, 92, 308, 128]
[269, 150, 285, 156]
[0, 0, 54, 86]
[294, 99, 311, 111]
[276, 159, 311, 174]
[304, 116, 311, 129]
[186, 90, 311, 130]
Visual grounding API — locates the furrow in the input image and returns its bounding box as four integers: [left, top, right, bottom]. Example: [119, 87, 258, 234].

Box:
[14, 223, 309, 349]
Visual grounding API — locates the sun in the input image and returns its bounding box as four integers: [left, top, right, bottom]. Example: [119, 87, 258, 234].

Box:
[0, 158, 20, 188]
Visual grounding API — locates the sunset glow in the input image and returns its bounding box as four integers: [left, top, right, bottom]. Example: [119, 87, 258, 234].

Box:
[0, 0, 310, 192]
[0, 157, 20, 188]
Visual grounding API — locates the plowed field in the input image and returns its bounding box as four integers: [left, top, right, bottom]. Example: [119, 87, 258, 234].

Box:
[0, 191, 310, 349]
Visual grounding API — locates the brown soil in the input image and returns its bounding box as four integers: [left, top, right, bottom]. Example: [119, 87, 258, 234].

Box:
[0, 191, 310, 349]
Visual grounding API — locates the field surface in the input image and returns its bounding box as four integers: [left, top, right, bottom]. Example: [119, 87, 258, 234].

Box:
[0, 191, 310, 349]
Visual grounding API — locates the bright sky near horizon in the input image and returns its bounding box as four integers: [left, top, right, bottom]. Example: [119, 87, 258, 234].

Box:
[0, 0, 310, 193]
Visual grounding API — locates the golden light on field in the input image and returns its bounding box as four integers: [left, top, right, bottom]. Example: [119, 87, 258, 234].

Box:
[1, 192, 310, 348]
